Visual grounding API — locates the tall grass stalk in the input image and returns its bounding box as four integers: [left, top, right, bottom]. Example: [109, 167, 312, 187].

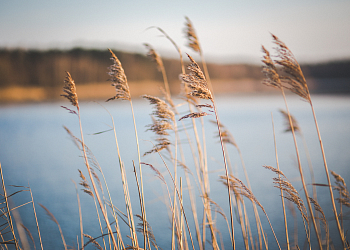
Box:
[280, 109, 322, 235]
[39, 204, 67, 250]
[217, 122, 265, 250]
[107, 49, 149, 249]
[72, 180, 84, 250]
[181, 54, 235, 250]
[0, 163, 20, 250]
[271, 113, 290, 250]
[29, 184, 44, 250]
[61, 72, 118, 250]
[147, 27, 217, 249]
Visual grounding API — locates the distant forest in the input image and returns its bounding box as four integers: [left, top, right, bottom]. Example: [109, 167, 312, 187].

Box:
[0, 48, 349, 92]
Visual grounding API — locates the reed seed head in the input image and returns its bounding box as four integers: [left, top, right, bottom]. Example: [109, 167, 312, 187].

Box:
[143, 95, 174, 156]
[271, 34, 310, 101]
[136, 214, 158, 249]
[107, 49, 131, 101]
[331, 170, 350, 207]
[211, 121, 237, 147]
[279, 109, 300, 133]
[61, 72, 78, 107]
[144, 43, 164, 72]
[261, 46, 282, 89]
[309, 198, 327, 229]
[222, 175, 265, 213]
[143, 95, 175, 122]
[181, 54, 212, 100]
[179, 112, 208, 121]
[264, 166, 308, 223]
[184, 16, 200, 52]
[84, 234, 103, 250]
[143, 137, 171, 156]
[78, 169, 94, 197]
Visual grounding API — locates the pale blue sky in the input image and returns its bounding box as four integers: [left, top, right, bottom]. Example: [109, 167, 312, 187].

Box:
[1, 0, 349, 63]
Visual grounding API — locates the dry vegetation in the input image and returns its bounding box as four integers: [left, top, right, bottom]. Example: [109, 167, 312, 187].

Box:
[1, 17, 349, 250]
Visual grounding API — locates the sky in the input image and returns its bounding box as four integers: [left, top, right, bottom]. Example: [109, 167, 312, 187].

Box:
[1, 0, 349, 64]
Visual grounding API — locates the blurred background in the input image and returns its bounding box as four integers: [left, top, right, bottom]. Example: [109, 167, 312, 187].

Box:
[1, 0, 350, 102]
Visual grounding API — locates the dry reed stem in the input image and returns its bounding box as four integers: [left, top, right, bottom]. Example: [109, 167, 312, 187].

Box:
[154, 150, 196, 250]
[20, 223, 35, 250]
[309, 198, 329, 250]
[140, 161, 181, 250]
[65, 119, 125, 249]
[143, 94, 180, 250]
[271, 113, 290, 250]
[136, 215, 158, 250]
[80, 169, 108, 250]
[84, 234, 103, 250]
[154, 26, 212, 249]
[12, 208, 30, 250]
[225, 175, 282, 250]
[29, 184, 44, 250]
[132, 162, 152, 250]
[213, 120, 265, 249]
[181, 54, 233, 250]
[263, 166, 311, 246]
[96, 104, 133, 250]
[0, 163, 20, 250]
[106, 50, 148, 249]
[39, 203, 67, 250]
[62, 72, 118, 250]
[120, 160, 139, 249]
[71, 180, 84, 250]
[280, 109, 321, 235]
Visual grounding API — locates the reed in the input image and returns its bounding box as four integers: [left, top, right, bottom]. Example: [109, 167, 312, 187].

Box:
[2, 18, 349, 250]
[262, 42, 322, 249]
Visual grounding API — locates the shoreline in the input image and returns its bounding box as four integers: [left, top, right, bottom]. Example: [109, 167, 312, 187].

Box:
[0, 78, 348, 105]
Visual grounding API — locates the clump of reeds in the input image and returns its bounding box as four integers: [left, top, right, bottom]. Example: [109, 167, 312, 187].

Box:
[262, 36, 324, 249]
[61, 71, 119, 250]
[263, 34, 348, 249]
[180, 53, 235, 249]
[4, 17, 350, 250]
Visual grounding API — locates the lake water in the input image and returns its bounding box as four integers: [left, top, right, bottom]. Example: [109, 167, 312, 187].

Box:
[0, 94, 349, 250]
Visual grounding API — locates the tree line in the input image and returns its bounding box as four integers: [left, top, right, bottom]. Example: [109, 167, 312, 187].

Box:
[0, 48, 264, 88]
[0, 48, 349, 91]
